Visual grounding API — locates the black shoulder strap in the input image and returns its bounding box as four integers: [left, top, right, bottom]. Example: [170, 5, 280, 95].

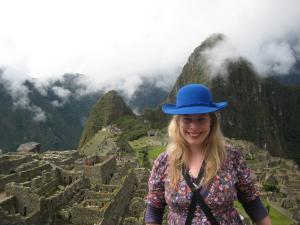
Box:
[182, 165, 220, 225]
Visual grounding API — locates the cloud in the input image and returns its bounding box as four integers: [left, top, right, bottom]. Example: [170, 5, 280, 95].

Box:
[0, 66, 47, 122]
[50, 86, 72, 107]
[10, 86, 46, 122]
[202, 37, 240, 77]
[257, 41, 296, 75]
[0, 0, 299, 106]
[203, 36, 298, 77]
[29, 105, 46, 122]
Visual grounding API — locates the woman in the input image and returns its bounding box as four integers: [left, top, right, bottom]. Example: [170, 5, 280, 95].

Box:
[145, 84, 272, 225]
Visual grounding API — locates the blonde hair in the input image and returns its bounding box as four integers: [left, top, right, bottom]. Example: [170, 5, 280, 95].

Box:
[166, 112, 226, 188]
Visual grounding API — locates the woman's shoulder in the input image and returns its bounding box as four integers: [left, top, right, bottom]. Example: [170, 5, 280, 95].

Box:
[150, 151, 169, 174]
[153, 151, 169, 167]
[224, 143, 244, 163]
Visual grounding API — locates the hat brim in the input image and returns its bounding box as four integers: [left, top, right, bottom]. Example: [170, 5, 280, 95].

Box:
[162, 102, 228, 115]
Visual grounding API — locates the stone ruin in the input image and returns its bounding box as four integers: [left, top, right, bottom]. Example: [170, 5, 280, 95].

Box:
[0, 146, 149, 225]
[1, 137, 299, 225]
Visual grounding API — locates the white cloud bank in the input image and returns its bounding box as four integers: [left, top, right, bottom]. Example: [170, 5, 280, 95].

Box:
[0, 0, 299, 120]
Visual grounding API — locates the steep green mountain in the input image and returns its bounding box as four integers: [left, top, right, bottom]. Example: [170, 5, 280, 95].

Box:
[168, 34, 224, 101]
[167, 34, 300, 163]
[79, 128, 133, 156]
[78, 90, 148, 149]
[0, 73, 102, 152]
[0, 71, 169, 152]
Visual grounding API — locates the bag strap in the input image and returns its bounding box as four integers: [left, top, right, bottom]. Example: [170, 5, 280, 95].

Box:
[182, 165, 220, 225]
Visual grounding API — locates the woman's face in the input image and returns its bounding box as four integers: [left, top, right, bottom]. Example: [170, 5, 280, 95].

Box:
[178, 113, 211, 148]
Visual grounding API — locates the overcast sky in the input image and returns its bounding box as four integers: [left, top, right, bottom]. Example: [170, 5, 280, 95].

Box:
[0, 0, 300, 120]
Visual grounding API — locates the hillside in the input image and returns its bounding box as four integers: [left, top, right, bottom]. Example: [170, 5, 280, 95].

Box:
[78, 90, 148, 150]
[167, 34, 300, 163]
[0, 73, 102, 152]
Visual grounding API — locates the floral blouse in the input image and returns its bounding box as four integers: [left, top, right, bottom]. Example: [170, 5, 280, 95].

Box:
[145, 144, 268, 225]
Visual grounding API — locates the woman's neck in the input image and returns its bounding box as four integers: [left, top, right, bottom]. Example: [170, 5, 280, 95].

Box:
[189, 151, 205, 163]
[189, 145, 205, 157]
[187, 149, 205, 178]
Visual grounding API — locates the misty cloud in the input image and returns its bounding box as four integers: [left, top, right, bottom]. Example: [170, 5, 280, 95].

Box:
[50, 86, 72, 107]
[202, 38, 240, 77]
[11, 86, 46, 122]
[258, 41, 296, 75]
[0, 0, 299, 115]
[0, 67, 47, 122]
[203, 36, 299, 77]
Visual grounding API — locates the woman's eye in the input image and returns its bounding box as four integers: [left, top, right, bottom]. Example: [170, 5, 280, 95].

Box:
[181, 117, 209, 124]
[183, 118, 193, 122]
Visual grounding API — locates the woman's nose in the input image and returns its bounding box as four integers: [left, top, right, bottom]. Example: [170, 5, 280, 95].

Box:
[189, 120, 200, 129]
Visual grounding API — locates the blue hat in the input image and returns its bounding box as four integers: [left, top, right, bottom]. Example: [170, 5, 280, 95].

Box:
[162, 84, 227, 115]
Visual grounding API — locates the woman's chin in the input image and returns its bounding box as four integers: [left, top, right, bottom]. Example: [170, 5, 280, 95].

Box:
[186, 139, 204, 147]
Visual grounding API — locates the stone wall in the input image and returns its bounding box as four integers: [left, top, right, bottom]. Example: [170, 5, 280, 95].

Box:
[44, 176, 87, 210]
[0, 195, 16, 215]
[57, 168, 82, 185]
[15, 160, 40, 172]
[0, 173, 20, 192]
[34, 177, 59, 196]
[18, 163, 52, 181]
[97, 184, 119, 193]
[85, 190, 114, 201]
[1, 170, 87, 225]
[0, 203, 42, 225]
[0, 154, 32, 174]
[127, 197, 145, 218]
[100, 169, 138, 225]
[84, 155, 116, 185]
[5, 182, 41, 217]
[71, 199, 110, 225]
[0, 163, 52, 192]
[36, 176, 88, 225]
[0, 210, 26, 225]
[124, 168, 149, 223]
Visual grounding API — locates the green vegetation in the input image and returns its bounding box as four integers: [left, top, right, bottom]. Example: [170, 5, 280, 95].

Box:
[0, 73, 102, 152]
[148, 146, 166, 161]
[129, 136, 166, 168]
[262, 184, 280, 193]
[130, 137, 150, 168]
[116, 115, 148, 141]
[138, 147, 150, 168]
[78, 90, 135, 148]
[141, 107, 169, 129]
[234, 200, 295, 225]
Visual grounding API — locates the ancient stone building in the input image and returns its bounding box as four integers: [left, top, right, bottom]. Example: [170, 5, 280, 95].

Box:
[0, 144, 147, 225]
[1, 138, 299, 225]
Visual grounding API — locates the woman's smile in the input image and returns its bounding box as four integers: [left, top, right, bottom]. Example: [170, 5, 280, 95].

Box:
[187, 132, 201, 137]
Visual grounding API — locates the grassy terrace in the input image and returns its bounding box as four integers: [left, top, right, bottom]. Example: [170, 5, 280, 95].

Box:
[129, 136, 166, 168]
[148, 146, 166, 161]
[234, 200, 295, 225]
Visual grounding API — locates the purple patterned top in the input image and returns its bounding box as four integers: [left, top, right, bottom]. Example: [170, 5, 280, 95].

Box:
[145, 144, 268, 225]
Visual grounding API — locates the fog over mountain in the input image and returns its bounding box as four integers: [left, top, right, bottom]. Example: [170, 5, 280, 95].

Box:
[0, 0, 299, 121]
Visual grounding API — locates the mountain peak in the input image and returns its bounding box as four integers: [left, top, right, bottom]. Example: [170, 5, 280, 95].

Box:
[105, 90, 118, 95]
[168, 34, 226, 102]
[78, 90, 134, 149]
